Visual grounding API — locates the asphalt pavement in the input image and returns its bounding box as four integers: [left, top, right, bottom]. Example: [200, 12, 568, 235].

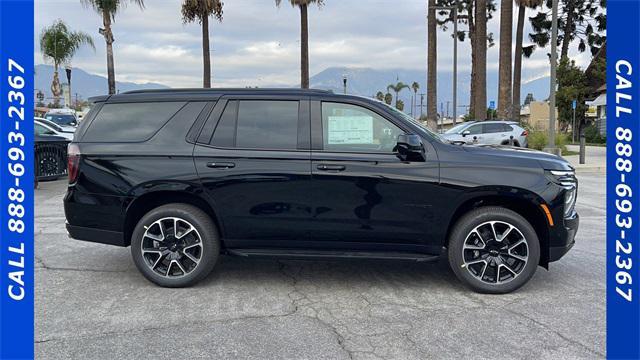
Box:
[35, 171, 606, 360]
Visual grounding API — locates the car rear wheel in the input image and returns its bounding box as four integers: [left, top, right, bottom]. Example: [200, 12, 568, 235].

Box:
[448, 206, 540, 294]
[131, 203, 220, 287]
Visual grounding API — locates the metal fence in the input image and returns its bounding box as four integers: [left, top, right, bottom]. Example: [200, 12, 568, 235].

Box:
[35, 139, 69, 181]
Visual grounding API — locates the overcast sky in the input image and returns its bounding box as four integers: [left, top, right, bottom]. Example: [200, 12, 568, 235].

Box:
[35, 0, 594, 88]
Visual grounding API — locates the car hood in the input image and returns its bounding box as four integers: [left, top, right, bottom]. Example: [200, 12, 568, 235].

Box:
[461, 144, 573, 171]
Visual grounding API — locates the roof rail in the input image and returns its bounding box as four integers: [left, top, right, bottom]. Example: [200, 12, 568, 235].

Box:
[122, 88, 334, 95]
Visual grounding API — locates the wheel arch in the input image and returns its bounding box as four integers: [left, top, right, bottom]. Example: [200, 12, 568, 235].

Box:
[444, 189, 551, 267]
[123, 190, 223, 247]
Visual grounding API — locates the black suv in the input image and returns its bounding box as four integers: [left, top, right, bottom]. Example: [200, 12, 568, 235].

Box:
[64, 89, 578, 293]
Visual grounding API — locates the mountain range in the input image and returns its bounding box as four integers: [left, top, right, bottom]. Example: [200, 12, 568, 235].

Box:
[35, 64, 549, 112]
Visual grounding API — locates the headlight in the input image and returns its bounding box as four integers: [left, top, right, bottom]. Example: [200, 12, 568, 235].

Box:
[546, 170, 578, 217]
[564, 187, 577, 217]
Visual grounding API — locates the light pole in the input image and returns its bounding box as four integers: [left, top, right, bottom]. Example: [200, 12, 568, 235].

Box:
[429, 4, 458, 126]
[544, 0, 560, 155]
[342, 74, 347, 94]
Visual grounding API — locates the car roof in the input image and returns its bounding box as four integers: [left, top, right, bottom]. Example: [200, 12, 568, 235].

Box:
[90, 88, 338, 103]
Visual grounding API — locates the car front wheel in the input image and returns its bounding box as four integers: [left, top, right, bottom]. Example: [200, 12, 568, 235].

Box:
[131, 203, 220, 287]
[448, 206, 540, 294]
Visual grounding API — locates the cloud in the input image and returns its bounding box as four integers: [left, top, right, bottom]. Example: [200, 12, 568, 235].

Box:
[35, 0, 600, 89]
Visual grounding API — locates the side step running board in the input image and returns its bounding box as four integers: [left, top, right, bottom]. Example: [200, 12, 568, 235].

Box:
[226, 248, 440, 262]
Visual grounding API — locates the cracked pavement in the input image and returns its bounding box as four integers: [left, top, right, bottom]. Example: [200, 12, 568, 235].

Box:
[35, 171, 605, 359]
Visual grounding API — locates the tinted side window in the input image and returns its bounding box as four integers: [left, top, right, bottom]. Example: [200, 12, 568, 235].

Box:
[235, 101, 299, 150]
[82, 102, 186, 142]
[321, 102, 403, 153]
[210, 101, 238, 147]
[504, 124, 514, 132]
[483, 123, 504, 133]
[466, 124, 483, 134]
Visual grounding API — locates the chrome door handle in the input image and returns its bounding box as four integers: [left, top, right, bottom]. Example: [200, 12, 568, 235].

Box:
[207, 162, 235, 169]
[317, 164, 346, 172]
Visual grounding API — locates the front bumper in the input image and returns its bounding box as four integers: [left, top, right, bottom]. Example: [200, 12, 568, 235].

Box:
[548, 212, 579, 262]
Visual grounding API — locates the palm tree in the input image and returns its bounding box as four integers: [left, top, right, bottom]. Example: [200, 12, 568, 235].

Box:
[375, 91, 385, 102]
[40, 20, 94, 105]
[427, 0, 437, 128]
[411, 81, 420, 117]
[81, 0, 145, 95]
[384, 93, 393, 106]
[182, 0, 223, 88]
[387, 81, 410, 110]
[275, 0, 324, 89]
[512, 0, 542, 120]
[497, 0, 513, 119]
[473, 0, 487, 120]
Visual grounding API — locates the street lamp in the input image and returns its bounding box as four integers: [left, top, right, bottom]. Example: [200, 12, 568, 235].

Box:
[429, 4, 458, 126]
[544, 0, 560, 155]
[342, 74, 347, 94]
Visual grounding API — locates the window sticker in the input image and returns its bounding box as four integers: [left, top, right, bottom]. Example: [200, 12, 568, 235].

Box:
[327, 116, 373, 144]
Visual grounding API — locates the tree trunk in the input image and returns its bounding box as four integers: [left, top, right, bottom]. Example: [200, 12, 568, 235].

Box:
[427, 0, 437, 129]
[202, 15, 211, 88]
[473, 0, 487, 120]
[300, 4, 310, 89]
[102, 10, 116, 95]
[560, 0, 575, 61]
[497, 0, 513, 119]
[468, 1, 476, 118]
[512, 3, 526, 122]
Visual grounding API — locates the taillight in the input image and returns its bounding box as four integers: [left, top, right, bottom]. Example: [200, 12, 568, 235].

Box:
[521, 130, 528, 136]
[67, 143, 80, 184]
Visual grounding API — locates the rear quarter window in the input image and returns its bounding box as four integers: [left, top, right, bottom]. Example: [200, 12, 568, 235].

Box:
[81, 102, 186, 142]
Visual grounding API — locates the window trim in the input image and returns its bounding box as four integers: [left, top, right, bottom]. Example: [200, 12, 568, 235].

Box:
[314, 99, 411, 155]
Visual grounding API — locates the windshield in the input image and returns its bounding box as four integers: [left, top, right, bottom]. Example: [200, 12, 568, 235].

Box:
[380, 102, 446, 143]
[45, 114, 77, 126]
[445, 123, 468, 134]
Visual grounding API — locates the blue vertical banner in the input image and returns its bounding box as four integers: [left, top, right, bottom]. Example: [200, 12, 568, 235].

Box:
[0, 0, 35, 359]
[607, 0, 640, 359]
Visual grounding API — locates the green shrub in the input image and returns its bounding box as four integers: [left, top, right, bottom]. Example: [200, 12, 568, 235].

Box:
[528, 131, 568, 153]
[584, 124, 606, 144]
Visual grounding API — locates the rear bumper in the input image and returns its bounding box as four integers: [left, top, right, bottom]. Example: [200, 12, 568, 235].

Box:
[66, 222, 126, 247]
[548, 212, 579, 262]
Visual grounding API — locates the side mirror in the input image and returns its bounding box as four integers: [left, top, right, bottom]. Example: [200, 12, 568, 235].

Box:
[461, 130, 471, 137]
[394, 134, 426, 162]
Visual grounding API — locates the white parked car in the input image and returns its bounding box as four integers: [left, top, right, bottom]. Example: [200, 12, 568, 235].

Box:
[35, 117, 76, 134]
[44, 108, 79, 127]
[35, 119, 74, 141]
[442, 120, 529, 147]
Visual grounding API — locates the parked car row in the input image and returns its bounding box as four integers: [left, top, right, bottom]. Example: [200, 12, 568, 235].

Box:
[34, 109, 78, 182]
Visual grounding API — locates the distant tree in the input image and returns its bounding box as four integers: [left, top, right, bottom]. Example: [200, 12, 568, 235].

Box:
[411, 81, 420, 116]
[436, 0, 496, 117]
[513, 0, 543, 119]
[375, 91, 385, 102]
[39, 20, 94, 105]
[396, 99, 405, 112]
[528, 0, 606, 61]
[473, 0, 488, 120]
[81, 0, 145, 94]
[182, 0, 224, 88]
[427, 0, 438, 127]
[384, 92, 393, 105]
[556, 58, 589, 132]
[387, 81, 410, 109]
[275, 0, 324, 88]
[497, 0, 514, 119]
[524, 93, 536, 105]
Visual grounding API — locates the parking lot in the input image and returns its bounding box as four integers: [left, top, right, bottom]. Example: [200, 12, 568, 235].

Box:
[35, 171, 605, 360]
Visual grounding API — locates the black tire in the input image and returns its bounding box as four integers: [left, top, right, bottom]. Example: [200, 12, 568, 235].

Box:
[448, 206, 540, 294]
[131, 203, 220, 287]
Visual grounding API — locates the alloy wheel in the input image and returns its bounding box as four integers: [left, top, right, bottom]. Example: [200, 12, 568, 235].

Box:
[461, 221, 529, 285]
[141, 217, 203, 278]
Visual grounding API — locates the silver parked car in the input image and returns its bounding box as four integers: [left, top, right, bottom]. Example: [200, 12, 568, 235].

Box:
[442, 120, 529, 147]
